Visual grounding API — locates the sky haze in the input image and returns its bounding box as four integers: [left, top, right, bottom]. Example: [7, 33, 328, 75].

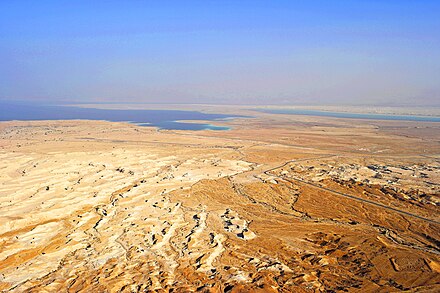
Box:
[1, 1, 439, 106]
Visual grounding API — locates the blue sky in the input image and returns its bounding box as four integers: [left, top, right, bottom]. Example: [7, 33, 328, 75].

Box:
[1, 1, 439, 105]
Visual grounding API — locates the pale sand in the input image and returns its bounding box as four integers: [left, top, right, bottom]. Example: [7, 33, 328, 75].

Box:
[0, 112, 439, 292]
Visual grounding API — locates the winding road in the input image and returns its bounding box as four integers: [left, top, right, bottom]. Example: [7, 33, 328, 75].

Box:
[263, 157, 440, 225]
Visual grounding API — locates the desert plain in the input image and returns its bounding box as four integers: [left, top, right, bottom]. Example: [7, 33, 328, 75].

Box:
[0, 106, 439, 292]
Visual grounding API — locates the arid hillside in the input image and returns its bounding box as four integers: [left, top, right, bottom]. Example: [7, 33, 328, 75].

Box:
[0, 110, 439, 292]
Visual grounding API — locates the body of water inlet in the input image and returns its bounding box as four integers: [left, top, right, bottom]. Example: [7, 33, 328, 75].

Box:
[0, 102, 242, 130]
[256, 108, 440, 122]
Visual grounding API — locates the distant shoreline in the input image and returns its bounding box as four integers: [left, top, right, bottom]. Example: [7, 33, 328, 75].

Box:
[255, 108, 440, 122]
[252, 105, 440, 118]
[64, 103, 440, 117]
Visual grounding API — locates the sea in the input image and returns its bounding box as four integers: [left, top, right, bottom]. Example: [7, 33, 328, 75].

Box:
[0, 101, 239, 131]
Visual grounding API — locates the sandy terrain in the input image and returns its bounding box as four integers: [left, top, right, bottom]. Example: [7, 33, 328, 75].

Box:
[0, 108, 439, 292]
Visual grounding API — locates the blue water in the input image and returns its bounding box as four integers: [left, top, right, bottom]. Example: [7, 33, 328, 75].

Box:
[137, 121, 230, 131]
[257, 108, 440, 122]
[0, 102, 241, 130]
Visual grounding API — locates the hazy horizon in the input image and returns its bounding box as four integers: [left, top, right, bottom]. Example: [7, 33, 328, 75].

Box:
[1, 1, 440, 106]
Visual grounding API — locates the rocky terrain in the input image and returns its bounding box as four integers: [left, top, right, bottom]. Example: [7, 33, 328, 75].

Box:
[0, 109, 439, 292]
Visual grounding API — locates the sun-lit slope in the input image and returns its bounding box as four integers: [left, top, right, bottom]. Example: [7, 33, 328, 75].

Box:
[0, 115, 439, 292]
[0, 121, 253, 291]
